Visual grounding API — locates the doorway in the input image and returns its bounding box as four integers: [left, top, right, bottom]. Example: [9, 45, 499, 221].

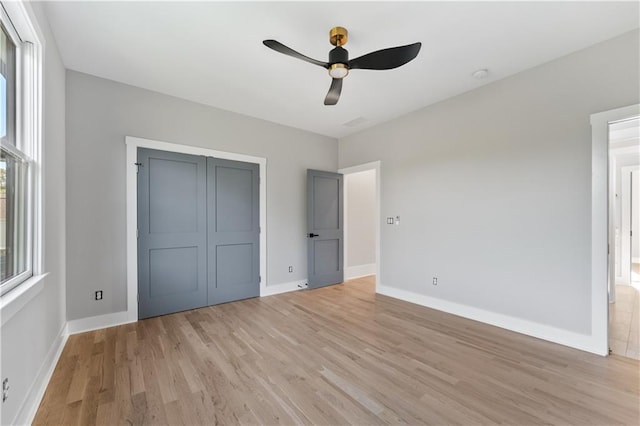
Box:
[607, 117, 639, 358]
[339, 161, 381, 290]
[591, 104, 639, 356]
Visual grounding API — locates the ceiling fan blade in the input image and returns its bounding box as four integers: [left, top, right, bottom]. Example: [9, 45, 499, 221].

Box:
[349, 42, 421, 70]
[263, 40, 329, 68]
[324, 78, 342, 105]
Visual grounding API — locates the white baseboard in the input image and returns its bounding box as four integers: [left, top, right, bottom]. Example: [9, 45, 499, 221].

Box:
[261, 280, 306, 297]
[12, 312, 135, 424]
[12, 323, 68, 426]
[377, 284, 606, 356]
[65, 310, 136, 335]
[66, 282, 308, 334]
[345, 263, 376, 280]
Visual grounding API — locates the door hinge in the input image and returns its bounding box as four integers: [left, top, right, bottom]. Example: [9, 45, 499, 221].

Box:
[134, 162, 143, 173]
[136, 229, 139, 238]
[259, 276, 261, 283]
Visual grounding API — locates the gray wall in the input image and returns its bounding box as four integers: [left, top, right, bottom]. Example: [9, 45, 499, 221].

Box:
[66, 71, 337, 320]
[339, 30, 640, 334]
[346, 170, 376, 267]
[0, 2, 67, 424]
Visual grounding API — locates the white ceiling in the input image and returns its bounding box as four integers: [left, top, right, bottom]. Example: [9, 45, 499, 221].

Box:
[42, 1, 639, 139]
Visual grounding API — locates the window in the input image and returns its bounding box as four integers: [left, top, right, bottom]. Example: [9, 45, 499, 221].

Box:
[0, 3, 41, 296]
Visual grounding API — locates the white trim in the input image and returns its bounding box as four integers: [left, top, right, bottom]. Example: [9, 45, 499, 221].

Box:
[0, 1, 44, 297]
[261, 280, 307, 297]
[0, 272, 47, 326]
[377, 284, 606, 355]
[125, 136, 267, 322]
[339, 161, 381, 175]
[0, 1, 44, 46]
[609, 147, 617, 302]
[345, 264, 376, 280]
[339, 161, 381, 290]
[343, 172, 349, 277]
[11, 324, 67, 426]
[65, 310, 135, 335]
[591, 104, 640, 356]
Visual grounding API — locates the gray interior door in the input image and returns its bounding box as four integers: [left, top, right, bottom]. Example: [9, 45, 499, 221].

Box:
[207, 158, 260, 304]
[137, 148, 208, 319]
[307, 169, 344, 289]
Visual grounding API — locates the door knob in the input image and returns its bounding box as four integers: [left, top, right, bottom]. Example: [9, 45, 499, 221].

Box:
[308, 233, 319, 238]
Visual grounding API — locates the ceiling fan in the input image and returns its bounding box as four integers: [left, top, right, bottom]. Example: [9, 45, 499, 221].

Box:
[263, 27, 421, 105]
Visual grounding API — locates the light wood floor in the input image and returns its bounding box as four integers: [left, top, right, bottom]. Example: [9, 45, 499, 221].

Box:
[35, 276, 639, 425]
[610, 284, 640, 359]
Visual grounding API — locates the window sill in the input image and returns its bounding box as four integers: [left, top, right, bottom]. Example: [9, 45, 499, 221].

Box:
[0, 273, 49, 326]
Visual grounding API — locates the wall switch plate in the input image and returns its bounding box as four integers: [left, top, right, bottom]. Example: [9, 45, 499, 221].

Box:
[432, 277, 438, 285]
[95, 290, 103, 300]
[387, 217, 394, 224]
[288, 266, 293, 273]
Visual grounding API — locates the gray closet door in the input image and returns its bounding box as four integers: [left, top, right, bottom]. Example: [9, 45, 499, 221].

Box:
[307, 169, 344, 289]
[207, 158, 260, 304]
[137, 148, 208, 319]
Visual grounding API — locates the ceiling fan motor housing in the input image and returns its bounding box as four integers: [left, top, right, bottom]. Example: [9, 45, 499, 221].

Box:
[329, 47, 349, 66]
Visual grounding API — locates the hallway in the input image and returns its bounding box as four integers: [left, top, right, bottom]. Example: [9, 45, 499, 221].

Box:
[610, 284, 640, 359]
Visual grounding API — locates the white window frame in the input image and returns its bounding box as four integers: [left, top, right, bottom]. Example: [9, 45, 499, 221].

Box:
[0, 1, 43, 297]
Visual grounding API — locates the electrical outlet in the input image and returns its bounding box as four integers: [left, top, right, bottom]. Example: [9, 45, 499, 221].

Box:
[432, 277, 438, 285]
[288, 266, 293, 273]
[2, 378, 9, 402]
[95, 290, 103, 301]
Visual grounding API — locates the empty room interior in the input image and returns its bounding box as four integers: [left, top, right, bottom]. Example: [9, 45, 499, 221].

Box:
[1, 1, 639, 425]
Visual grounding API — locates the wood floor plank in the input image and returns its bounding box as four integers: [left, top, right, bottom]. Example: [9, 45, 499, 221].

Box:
[34, 276, 640, 425]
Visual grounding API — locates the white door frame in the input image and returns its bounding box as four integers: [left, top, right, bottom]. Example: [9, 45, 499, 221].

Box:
[338, 161, 381, 290]
[125, 136, 267, 322]
[591, 104, 640, 355]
